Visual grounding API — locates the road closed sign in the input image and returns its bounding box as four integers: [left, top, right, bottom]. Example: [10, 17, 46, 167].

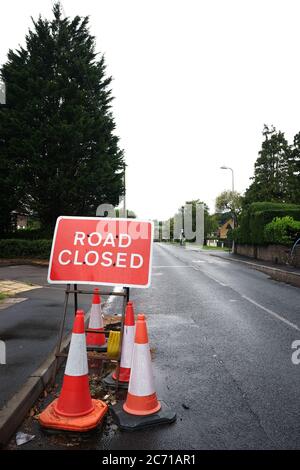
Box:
[48, 216, 154, 288]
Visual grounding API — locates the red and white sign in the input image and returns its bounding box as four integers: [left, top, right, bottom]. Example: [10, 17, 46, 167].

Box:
[48, 216, 153, 288]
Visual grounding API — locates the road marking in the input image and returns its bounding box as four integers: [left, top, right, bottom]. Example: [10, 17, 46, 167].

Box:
[242, 294, 300, 332]
[152, 265, 193, 268]
[192, 266, 228, 287]
[192, 260, 206, 263]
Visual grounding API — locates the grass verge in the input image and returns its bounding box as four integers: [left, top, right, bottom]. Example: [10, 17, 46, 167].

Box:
[201, 245, 231, 251]
[0, 292, 7, 301]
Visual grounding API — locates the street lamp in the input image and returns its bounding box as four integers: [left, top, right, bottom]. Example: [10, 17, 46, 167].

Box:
[220, 165, 235, 252]
[220, 165, 234, 192]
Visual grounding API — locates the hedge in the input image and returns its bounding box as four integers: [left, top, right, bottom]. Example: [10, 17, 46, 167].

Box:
[0, 239, 52, 259]
[0, 228, 53, 240]
[264, 217, 300, 246]
[234, 202, 300, 245]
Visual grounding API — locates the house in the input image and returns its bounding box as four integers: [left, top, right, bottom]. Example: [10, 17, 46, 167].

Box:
[218, 217, 234, 239]
[11, 211, 28, 230]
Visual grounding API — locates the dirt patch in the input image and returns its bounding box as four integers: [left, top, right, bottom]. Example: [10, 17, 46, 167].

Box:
[0, 280, 42, 296]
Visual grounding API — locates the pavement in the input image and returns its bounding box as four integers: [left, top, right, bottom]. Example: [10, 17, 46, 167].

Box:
[0, 265, 92, 409]
[4, 242, 300, 450]
[203, 248, 300, 274]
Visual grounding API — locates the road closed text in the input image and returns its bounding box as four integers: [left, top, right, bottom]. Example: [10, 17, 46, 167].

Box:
[58, 232, 143, 269]
[48, 217, 153, 287]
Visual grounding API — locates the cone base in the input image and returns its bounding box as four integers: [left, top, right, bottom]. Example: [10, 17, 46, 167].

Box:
[102, 371, 129, 390]
[39, 398, 108, 432]
[111, 400, 176, 432]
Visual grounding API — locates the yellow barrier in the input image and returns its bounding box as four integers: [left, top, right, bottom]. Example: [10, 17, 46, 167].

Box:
[107, 330, 121, 358]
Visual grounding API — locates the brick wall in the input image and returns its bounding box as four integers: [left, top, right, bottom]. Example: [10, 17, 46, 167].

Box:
[235, 244, 300, 268]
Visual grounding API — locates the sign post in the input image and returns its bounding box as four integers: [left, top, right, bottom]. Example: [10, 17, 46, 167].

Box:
[49, 217, 154, 388]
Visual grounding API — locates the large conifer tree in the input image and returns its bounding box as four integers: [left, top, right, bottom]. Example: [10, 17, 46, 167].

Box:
[244, 125, 290, 205]
[0, 3, 124, 230]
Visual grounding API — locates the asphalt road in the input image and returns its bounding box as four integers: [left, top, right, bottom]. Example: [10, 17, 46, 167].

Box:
[100, 243, 300, 450]
[5, 243, 300, 449]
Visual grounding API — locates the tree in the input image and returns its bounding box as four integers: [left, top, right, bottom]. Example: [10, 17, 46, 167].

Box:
[0, 97, 24, 232]
[244, 125, 290, 205]
[0, 2, 124, 230]
[215, 190, 243, 225]
[287, 132, 300, 204]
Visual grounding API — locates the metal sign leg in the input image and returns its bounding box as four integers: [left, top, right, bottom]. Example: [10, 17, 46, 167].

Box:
[51, 284, 70, 384]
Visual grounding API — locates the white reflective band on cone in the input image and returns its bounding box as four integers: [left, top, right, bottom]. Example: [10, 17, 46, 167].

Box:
[128, 343, 155, 396]
[120, 325, 135, 368]
[89, 304, 103, 329]
[65, 333, 88, 376]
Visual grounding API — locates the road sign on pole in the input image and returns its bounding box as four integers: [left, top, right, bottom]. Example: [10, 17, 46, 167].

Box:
[48, 216, 153, 288]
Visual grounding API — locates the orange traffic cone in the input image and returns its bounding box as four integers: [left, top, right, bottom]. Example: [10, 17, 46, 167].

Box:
[86, 288, 106, 350]
[113, 301, 135, 382]
[123, 314, 161, 415]
[110, 313, 176, 431]
[39, 310, 108, 432]
[102, 301, 135, 388]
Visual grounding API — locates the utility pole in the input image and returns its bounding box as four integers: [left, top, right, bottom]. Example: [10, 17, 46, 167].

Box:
[123, 163, 126, 218]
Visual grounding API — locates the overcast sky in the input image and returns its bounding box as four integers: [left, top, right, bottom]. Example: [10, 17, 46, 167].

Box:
[1, 1, 300, 220]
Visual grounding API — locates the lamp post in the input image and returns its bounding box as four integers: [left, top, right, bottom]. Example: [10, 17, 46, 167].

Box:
[220, 165, 234, 192]
[220, 166, 235, 252]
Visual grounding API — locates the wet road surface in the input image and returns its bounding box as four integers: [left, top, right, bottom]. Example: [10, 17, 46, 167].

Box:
[7, 243, 300, 450]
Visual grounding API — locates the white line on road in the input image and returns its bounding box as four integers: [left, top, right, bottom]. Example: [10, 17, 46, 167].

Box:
[242, 294, 300, 332]
[160, 244, 300, 332]
[152, 265, 194, 268]
[192, 266, 228, 287]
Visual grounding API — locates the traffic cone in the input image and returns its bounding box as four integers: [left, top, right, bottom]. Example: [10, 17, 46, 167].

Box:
[39, 310, 108, 432]
[86, 288, 106, 351]
[110, 313, 176, 430]
[113, 301, 135, 382]
[124, 314, 161, 415]
[102, 301, 135, 388]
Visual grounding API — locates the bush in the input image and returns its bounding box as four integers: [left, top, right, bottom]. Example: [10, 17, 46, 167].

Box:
[0, 239, 52, 259]
[0, 228, 53, 240]
[264, 217, 300, 246]
[234, 202, 300, 245]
